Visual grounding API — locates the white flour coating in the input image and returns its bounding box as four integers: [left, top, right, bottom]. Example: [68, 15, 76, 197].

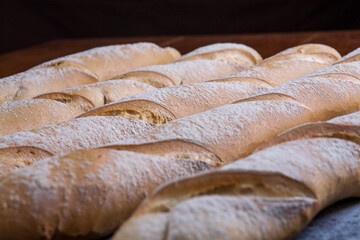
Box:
[328, 110, 360, 125]
[0, 150, 213, 238]
[115, 59, 239, 85]
[0, 116, 154, 155]
[101, 81, 264, 118]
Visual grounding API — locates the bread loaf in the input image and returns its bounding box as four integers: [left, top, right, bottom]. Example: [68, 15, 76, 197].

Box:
[173, 43, 263, 67]
[109, 59, 242, 87]
[0, 68, 98, 105]
[0, 149, 216, 239]
[34, 79, 156, 111]
[103, 48, 360, 164]
[33, 42, 181, 81]
[0, 116, 154, 176]
[114, 111, 360, 240]
[0, 43, 180, 104]
[0, 99, 84, 137]
[78, 44, 339, 123]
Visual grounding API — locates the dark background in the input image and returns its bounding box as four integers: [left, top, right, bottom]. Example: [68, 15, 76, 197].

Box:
[1, 0, 359, 54]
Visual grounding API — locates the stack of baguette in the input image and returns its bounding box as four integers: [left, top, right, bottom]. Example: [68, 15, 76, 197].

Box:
[0, 44, 339, 177]
[114, 110, 360, 240]
[1, 41, 360, 240]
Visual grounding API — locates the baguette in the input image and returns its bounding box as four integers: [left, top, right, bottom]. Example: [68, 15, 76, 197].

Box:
[114, 112, 360, 240]
[34, 79, 156, 111]
[0, 149, 216, 239]
[78, 44, 339, 123]
[0, 43, 180, 104]
[173, 43, 263, 67]
[0, 59, 239, 135]
[0, 99, 84, 137]
[103, 49, 360, 164]
[0, 68, 98, 105]
[0, 116, 154, 176]
[33, 42, 181, 81]
[108, 59, 242, 87]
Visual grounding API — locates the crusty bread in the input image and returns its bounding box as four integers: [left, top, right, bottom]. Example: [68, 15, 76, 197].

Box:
[33, 43, 181, 81]
[261, 43, 341, 64]
[102, 48, 360, 164]
[34, 79, 156, 111]
[109, 59, 242, 87]
[0, 59, 240, 135]
[76, 81, 264, 122]
[173, 43, 263, 67]
[0, 68, 98, 105]
[0, 99, 84, 137]
[0, 43, 180, 105]
[0, 116, 155, 176]
[256, 109, 360, 152]
[0, 149, 216, 239]
[78, 44, 339, 123]
[114, 113, 360, 240]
